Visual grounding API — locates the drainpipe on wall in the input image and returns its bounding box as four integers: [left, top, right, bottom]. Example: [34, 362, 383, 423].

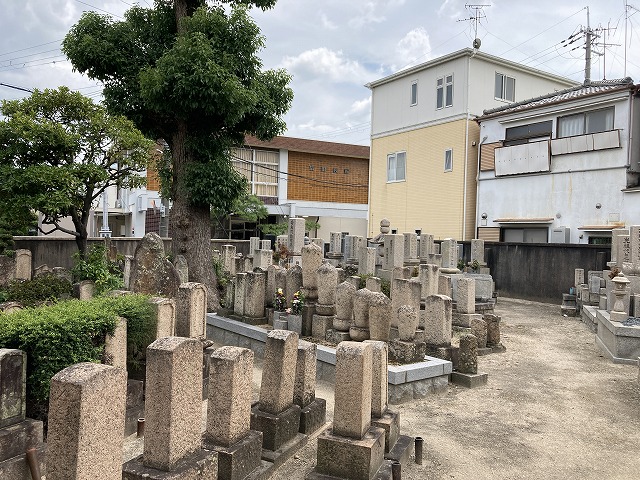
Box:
[475, 133, 489, 239]
[462, 55, 472, 240]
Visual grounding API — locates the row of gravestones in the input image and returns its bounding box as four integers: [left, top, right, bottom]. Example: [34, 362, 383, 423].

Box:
[0, 331, 415, 480]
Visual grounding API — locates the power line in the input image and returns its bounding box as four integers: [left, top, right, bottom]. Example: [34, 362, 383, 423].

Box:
[0, 82, 33, 93]
[0, 39, 63, 57]
[74, 0, 124, 18]
[232, 153, 368, 189]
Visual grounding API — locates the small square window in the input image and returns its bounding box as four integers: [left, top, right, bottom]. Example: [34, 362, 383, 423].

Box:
[320, 166, 326, 172]
[333, 168, 338, 173]
[344, 168, 350, 174]
[309, 165, 314, 171]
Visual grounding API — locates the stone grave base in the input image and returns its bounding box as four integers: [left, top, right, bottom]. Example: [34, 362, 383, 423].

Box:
[260, 432, 308, 468]
[0, 418, 46, 480]
[207, 315, 452, 404]
[315, 303, 335, 316]
[202, 429, 264, 480]
[326, 328, 350, 344]
[350, 325, 370, 341]
[299, 397, 328, 435]
[450, 371, 488, 388]
[311, 426, 386, 480]
[385, 434, 414, 465]
[371, 411, 399, 454]
[0, 443, 46, 480]
[477, 347, 493, 356]
[388, 339, 426, 364]
[581, 305, 599, 333]
[125, 379, 145, 436]
[250, 403, 302, 451]
[228, 314, 268, 326]
[288, 314, 303, 335]
[312, 314, 334, 340]
[452, 312, 482, 328]
[595, 309, 640, 364]
[273, 318, 288, 330]
[488, 343, 507, 353]
[122, 449, 218, 480]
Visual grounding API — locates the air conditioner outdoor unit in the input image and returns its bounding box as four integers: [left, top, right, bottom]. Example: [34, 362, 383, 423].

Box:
[551, 226, 570, 243]
[160, 205, 166, 217]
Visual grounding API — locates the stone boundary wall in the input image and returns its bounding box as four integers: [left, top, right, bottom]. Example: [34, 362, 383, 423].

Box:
[206, 314, 451, 404]
[12, 237, 250, 270]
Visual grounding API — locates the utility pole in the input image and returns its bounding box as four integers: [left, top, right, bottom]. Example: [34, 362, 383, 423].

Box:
[584, 6, 592, 85]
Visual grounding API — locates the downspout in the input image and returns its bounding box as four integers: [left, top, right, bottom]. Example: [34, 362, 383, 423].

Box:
[462, 54, 472, 240]
[475, 133, 489, 239]
[627, 87, 635, 169]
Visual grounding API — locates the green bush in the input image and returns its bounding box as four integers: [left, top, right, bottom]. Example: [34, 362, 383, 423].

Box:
[4, 274, 72, 307]
[0, 294, 154, 422]
[72, 245, 123, 294]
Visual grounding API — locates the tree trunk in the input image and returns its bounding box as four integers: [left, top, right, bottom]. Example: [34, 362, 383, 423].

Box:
[170, 120, 220, 310]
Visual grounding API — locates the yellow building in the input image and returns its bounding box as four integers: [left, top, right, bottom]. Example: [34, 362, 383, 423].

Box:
[367, 48, 577, 240]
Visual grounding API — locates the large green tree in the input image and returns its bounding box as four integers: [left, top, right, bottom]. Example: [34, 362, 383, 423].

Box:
[0, 87, 153, 256]
[63, 0, 293, 308]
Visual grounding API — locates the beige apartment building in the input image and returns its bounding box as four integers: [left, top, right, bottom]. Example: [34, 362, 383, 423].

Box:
[367, 48, 578, 240]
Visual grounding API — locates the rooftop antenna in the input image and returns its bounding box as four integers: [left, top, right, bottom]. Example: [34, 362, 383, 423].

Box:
[458, 4, 490, 50]
[624, 1, 640, 77]
[593, 21, 620, 80]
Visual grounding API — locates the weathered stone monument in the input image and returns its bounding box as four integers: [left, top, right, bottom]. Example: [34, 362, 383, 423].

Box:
[176, 282, 207, 338]
[351, 288, 374, 341]
[313, 262, 338, 340]
[288, 217, 306, 257]
[295, 340, 327, 435]
[221, 245, 237, 276]
[251, 330, 306, 464]
[174, 255, 189, 284]
[123, 337, 218, 479]
[130, 233, 181, 298]
[369, 292, 392, 342]
[450, 334, 488, 388]
[0, 349, 46, 479]
[48, 362, 127, 480]
[328, 281, 356, 343]
[202, 346, 265, 480]
[309, 342, 387, 480]
[14, 249, 32, 281]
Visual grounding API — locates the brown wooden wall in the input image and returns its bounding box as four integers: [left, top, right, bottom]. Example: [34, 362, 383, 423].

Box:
[287, 151, 368, 204]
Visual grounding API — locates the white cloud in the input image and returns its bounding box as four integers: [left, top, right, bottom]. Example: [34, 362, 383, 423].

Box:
[349, 96, 371, 115]
[395, 27, 432, 69]
[280, 48, 372, 84]
[348, 1, 385, 29]
[320, 13, 337, 30]
[437, 0, 465, 20]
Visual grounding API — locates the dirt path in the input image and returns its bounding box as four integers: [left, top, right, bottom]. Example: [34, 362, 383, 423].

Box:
[274, 298, 640, 480]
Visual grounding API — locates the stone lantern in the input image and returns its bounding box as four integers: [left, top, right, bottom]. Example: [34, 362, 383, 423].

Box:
[610, 273, 630, 322]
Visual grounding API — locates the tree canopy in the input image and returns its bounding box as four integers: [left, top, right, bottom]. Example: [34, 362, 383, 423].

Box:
[0, 87, 154, 256]
[63, 0, 293, 307]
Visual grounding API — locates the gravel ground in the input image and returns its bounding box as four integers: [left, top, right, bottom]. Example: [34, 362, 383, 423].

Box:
[273, 297, 640, 480]
[125, 297, 640, 479]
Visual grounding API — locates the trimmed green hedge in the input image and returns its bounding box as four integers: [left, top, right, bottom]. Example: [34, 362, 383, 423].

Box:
[1, 274, 73, 307]
[0, 294, 155, 421]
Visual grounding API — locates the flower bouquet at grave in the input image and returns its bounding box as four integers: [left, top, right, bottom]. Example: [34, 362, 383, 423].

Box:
[291, 289, 305, 316]
[274, 287, 287, 312]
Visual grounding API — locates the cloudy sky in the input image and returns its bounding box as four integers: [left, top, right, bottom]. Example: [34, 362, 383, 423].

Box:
[1, 0, 639, 145]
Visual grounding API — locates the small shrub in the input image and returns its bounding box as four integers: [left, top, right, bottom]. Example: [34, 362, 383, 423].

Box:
[381, 279, 391, 298]
[0, 294, 154, 423]
[72, 245, 123, 294]
[343, 264, 358, 277]
[4, 274, 72, 307]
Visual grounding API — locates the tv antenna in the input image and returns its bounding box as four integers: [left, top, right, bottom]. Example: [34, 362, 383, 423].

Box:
[458, 4, 490, 50]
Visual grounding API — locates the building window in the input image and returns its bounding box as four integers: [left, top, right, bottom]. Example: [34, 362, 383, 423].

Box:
[495, 72, 515, 102]
[387, 151, 406, 182]
[444, 149, 453, 172]
[436, 74, 453, 109]
[410, 81, 418, 106]
[557, 107, 614, 138]
[504, 120, 553, 146]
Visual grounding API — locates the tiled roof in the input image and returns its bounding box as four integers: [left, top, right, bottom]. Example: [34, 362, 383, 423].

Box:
[244, 135, 370, 159]
[480, 78, 636, 119]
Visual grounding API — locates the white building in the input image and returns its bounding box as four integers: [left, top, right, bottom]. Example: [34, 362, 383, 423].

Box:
[476, 78, 640, 244]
